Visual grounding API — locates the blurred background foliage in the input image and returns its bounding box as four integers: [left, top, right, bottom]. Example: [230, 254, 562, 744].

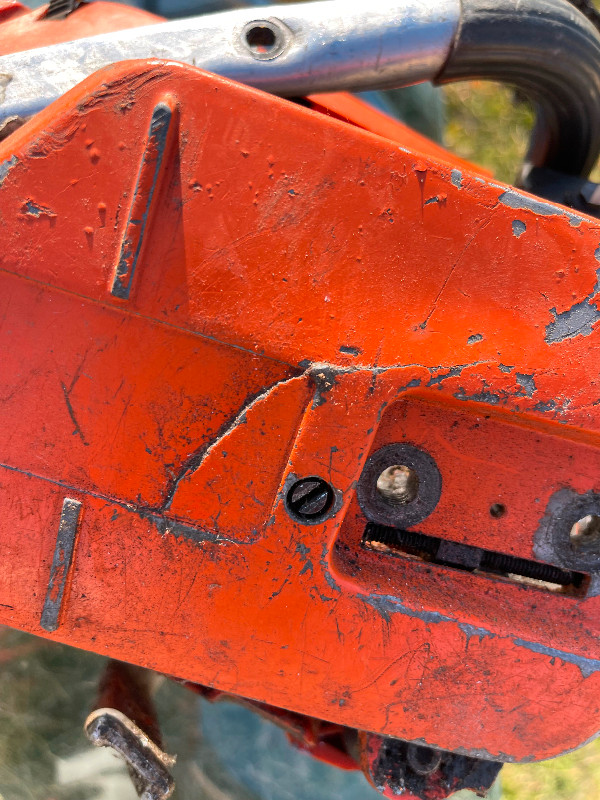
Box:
[0, 626, 597, 800]
[443, 83, 534, 184]
[443, 79, 600, 184]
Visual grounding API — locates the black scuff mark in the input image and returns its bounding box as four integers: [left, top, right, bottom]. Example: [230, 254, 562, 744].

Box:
[359, 593, 454, 625]
[356, 596, 599, 678]
[376, 401, 389, 424]
[396, 378, 421, 395]
[310, 586, 336, 603]
[0, 459, 251, 549]
[339, 345, 361, 356]
[361, 595, 394, 624]
[454, 375, 542, 407]
[143, 510, 252, 546]
[458, 623, 496, 644]
[533, 399, 556, 413]
[296, 541, 314, 577]
[321, 542, 341, 594]
[511, 638, 600, 679]
[366, 369, 378, 398]
[423, 361, 497, 387]
[310, 365, 340, 407]
[61, 381, 89, 446]
[423, 196, 439, 206]
[269, 579, 291, 600]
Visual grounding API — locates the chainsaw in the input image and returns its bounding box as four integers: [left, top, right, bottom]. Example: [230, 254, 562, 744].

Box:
[0, 0, 599, 797]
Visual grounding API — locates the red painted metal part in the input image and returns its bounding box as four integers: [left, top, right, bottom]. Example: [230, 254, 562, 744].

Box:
[0, 1, 160, 55]
[0, 5, 599, 773]
[306, 92, 489, 177]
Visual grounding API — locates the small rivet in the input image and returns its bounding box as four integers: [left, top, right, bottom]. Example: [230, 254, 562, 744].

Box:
[241, 19, 288, 60]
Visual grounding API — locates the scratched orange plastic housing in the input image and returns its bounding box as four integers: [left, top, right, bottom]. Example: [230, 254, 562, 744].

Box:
[0, 8, 599, 767]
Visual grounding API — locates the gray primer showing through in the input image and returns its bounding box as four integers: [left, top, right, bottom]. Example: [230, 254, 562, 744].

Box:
[515, 372, 536, 396]
[546, 300, 600, 342]
[498, 189, 583, 227]
[451, 169, 462, 188]
[512, 219, 526, 238]
[0, 154, 17, 186]
[545, 246, 600, 343]
[360, 595, 599, 677]
[40, 498, 82, 633]
[512, 639, 600, 679]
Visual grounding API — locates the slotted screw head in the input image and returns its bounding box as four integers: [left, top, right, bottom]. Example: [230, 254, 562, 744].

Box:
[286, 477, 334, 522]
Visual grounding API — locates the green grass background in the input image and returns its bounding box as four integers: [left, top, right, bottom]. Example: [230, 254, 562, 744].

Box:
[444, 83, 534, 184]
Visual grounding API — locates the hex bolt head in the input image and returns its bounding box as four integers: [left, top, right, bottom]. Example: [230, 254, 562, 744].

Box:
[286, 477, 335, 522]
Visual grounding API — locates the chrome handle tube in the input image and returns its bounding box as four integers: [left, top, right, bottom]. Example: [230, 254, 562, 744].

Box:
[0, 0, 460, 121]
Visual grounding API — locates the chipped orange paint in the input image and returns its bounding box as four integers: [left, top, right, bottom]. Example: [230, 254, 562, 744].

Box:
[0, 50, 599, 766]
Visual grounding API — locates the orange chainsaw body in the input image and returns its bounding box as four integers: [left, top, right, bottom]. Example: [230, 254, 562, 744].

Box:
[0, 1, 599, 769]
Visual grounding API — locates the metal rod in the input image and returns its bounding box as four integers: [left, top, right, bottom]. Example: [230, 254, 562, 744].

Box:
[0, 0, 460, 120]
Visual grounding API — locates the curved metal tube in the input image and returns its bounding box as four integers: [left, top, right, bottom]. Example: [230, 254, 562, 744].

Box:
[436, 0, 600, 177]
[0, 0, 460, 120]
[0, 0, 599, 179]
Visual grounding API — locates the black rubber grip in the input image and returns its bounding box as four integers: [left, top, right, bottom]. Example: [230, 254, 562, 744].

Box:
[436, 0, 600, 178]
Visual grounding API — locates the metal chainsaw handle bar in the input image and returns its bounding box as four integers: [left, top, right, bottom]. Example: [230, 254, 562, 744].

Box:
[0, 0, 461, 118]
[0, 0, 600, 178]
[437, 0, 600, 178]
